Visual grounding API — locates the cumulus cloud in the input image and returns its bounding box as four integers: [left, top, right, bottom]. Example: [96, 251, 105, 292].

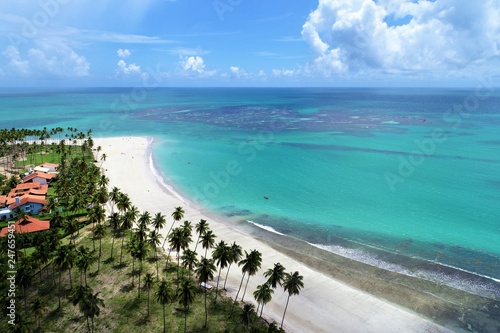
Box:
[272, 68, 301, 77]
[229, 66, 248, 78]
[116, 59, 143, 76]
[117, 48, 131, 58]
[302, 0, 500, 76]
[2, 43, 89, 78]
[181, 56, 205, 73]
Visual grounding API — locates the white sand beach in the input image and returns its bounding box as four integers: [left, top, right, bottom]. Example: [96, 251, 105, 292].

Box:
[95, 136, 453, 333]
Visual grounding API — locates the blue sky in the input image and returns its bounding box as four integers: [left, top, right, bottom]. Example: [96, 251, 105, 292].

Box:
[0, 0, 499, 87]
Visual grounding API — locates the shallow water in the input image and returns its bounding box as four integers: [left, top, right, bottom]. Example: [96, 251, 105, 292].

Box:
[1, 87, 499, 297]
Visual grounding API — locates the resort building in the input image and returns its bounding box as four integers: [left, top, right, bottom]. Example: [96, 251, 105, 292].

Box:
[8, 195, 47, 215]
[0, 216, 50, 236]
[22, 172, 55, 185]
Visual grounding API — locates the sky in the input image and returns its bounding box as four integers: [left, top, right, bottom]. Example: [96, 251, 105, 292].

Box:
[0, 0, 499, 87]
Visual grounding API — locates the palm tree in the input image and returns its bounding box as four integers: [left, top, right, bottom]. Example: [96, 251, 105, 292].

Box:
[280, 271, 304, 330]
[156, 279, 173, 333]
[253, 283, 273, 317]
[181, 249, 198, 279]
[134, 240, 149, 299]
[120, 205, 138, 264]
[194, 219, 209, 253]
[162, 206, 184, 249]
[30, 297, 44, 330]
[230, 249, 262, 318]
[240, 249, 262, 302]
[224, 242, 242, 290]
[168, 227, 188, 286]
[108, 186, 120, 213]
[195, 257, 216, 329]
[240, 303, 256, 332]
[17, 258, 34, 315]
[264, 262, 286, 289]
[53, 244, 75, 306]
[212, 240, 231, 303]
[143, 273, 154, 317]
[200, 229, 216, 258]
[152, 212, 166, 233]
[267, 322, 281, 333]
[116, 192, 131, 215]
[93, 223, 106, 272]
[107, 212, 121, 259]
[75, 246, 95, 286]
[147, 230, 161, 279]
[84, 290, 105, 333]
[177, 279, 197, 333]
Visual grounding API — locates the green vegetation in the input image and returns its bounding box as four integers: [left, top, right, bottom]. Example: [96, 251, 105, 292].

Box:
[0, 127, 304, 333]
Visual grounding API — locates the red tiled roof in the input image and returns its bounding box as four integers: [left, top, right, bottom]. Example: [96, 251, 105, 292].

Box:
[8, 195, 47, 210]
[0, 216, 50, 237]
[7, 184, 48, 198]
[22, 172, 54, 183]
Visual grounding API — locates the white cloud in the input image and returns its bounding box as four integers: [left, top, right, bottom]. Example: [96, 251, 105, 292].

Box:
[181, 56, 206, 73]
[229, 66, 249, 78]
[166, 47, 209, 56]
[272, 68, 301, 77]
[2, 43, 89, 78]
[117, 48, 131, 58]
[302, 0, 500, 77]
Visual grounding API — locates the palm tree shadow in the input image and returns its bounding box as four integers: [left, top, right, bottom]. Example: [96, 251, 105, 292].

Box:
[113, 262, 127, 270]
[104, 257, 114, 264]
[135, 314, 149, 326]
[120, 283, 134, 293]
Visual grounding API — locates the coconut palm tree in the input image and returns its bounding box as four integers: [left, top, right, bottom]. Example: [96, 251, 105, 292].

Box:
[240, 249, 262, 302]
[177, 279, 197, 333]
[143, 273, 154, 317]
[107, 212, 121, 260]
[224, 242, 242, 291]
[147, 230, 161, 278]
[75, 246, 96, 286]
[116, 192, 131, 215]
[280, 271, 304, 330]
[230, 249, 262, 318]
[181, 249, 198, 279]
[152, 212, 166, 232]
[108, 187, 120, 213]
[195, 257, 216, 329]
[53, 244, 75, 306]
[194, 219, 209, 253]
[17, 258, 34, 315]
[200, 229, 216, 258]
[84, 290, 105, 333]
[168, 228, 186, 286]
[267, 322, 281, 333]
[264, 262, 286, 289]
[253, 283, 273, 317]
[156, 279, 173, 333]
[30, 297, 44, 330]
[240, 303, 256, 332]
[120, 205, 138, 264]
[212, 240, 231, 303]
[134, 239, 149, 299]
[93, 223, 106, 272]
[162, 206, 184, 249]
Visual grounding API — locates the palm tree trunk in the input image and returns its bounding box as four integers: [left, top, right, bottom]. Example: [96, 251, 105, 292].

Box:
[110, 232, 115, 259]
[230, 273, 246, 318]
[223, 263, 232, 290]
[260, 304, 264, 317]
[91, 316, 95, 333]
[214, 265, 222, 303]
[147, 290, 150, 317]
[138, 260, 142, 298]
[204, 289, 208, 328]
[241, 274, 251, 301]
[155, 248, 159, 280]
[86, 316, 90, 333]
[184, 308, 187, 333]
[176, 255, 180, 288]
[58, 272, 62, 308]
[120, 234, 125, 265]
[280, 295, 291, 330]
[98, 238, 102, 272]
[162, 304, 166, 333]
[131, 257, 135, 286]
[69, 268, 73, 289]
[194, 234, 201, 253]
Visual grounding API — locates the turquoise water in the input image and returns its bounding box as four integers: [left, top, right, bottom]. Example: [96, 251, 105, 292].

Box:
[1, 87, 499, 295]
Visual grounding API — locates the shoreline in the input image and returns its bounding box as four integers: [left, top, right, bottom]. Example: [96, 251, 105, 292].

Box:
[95, 135, 459, 333]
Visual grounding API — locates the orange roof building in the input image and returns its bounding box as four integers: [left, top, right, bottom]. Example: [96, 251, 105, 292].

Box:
[22, 172, 55, 185]
[0, 216, 50, 237]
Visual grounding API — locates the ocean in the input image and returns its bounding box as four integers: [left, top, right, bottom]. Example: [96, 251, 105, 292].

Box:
[1, 87, 499, 298]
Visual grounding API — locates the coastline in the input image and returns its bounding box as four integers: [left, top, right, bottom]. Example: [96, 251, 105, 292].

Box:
[95, 135, 456, 333]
